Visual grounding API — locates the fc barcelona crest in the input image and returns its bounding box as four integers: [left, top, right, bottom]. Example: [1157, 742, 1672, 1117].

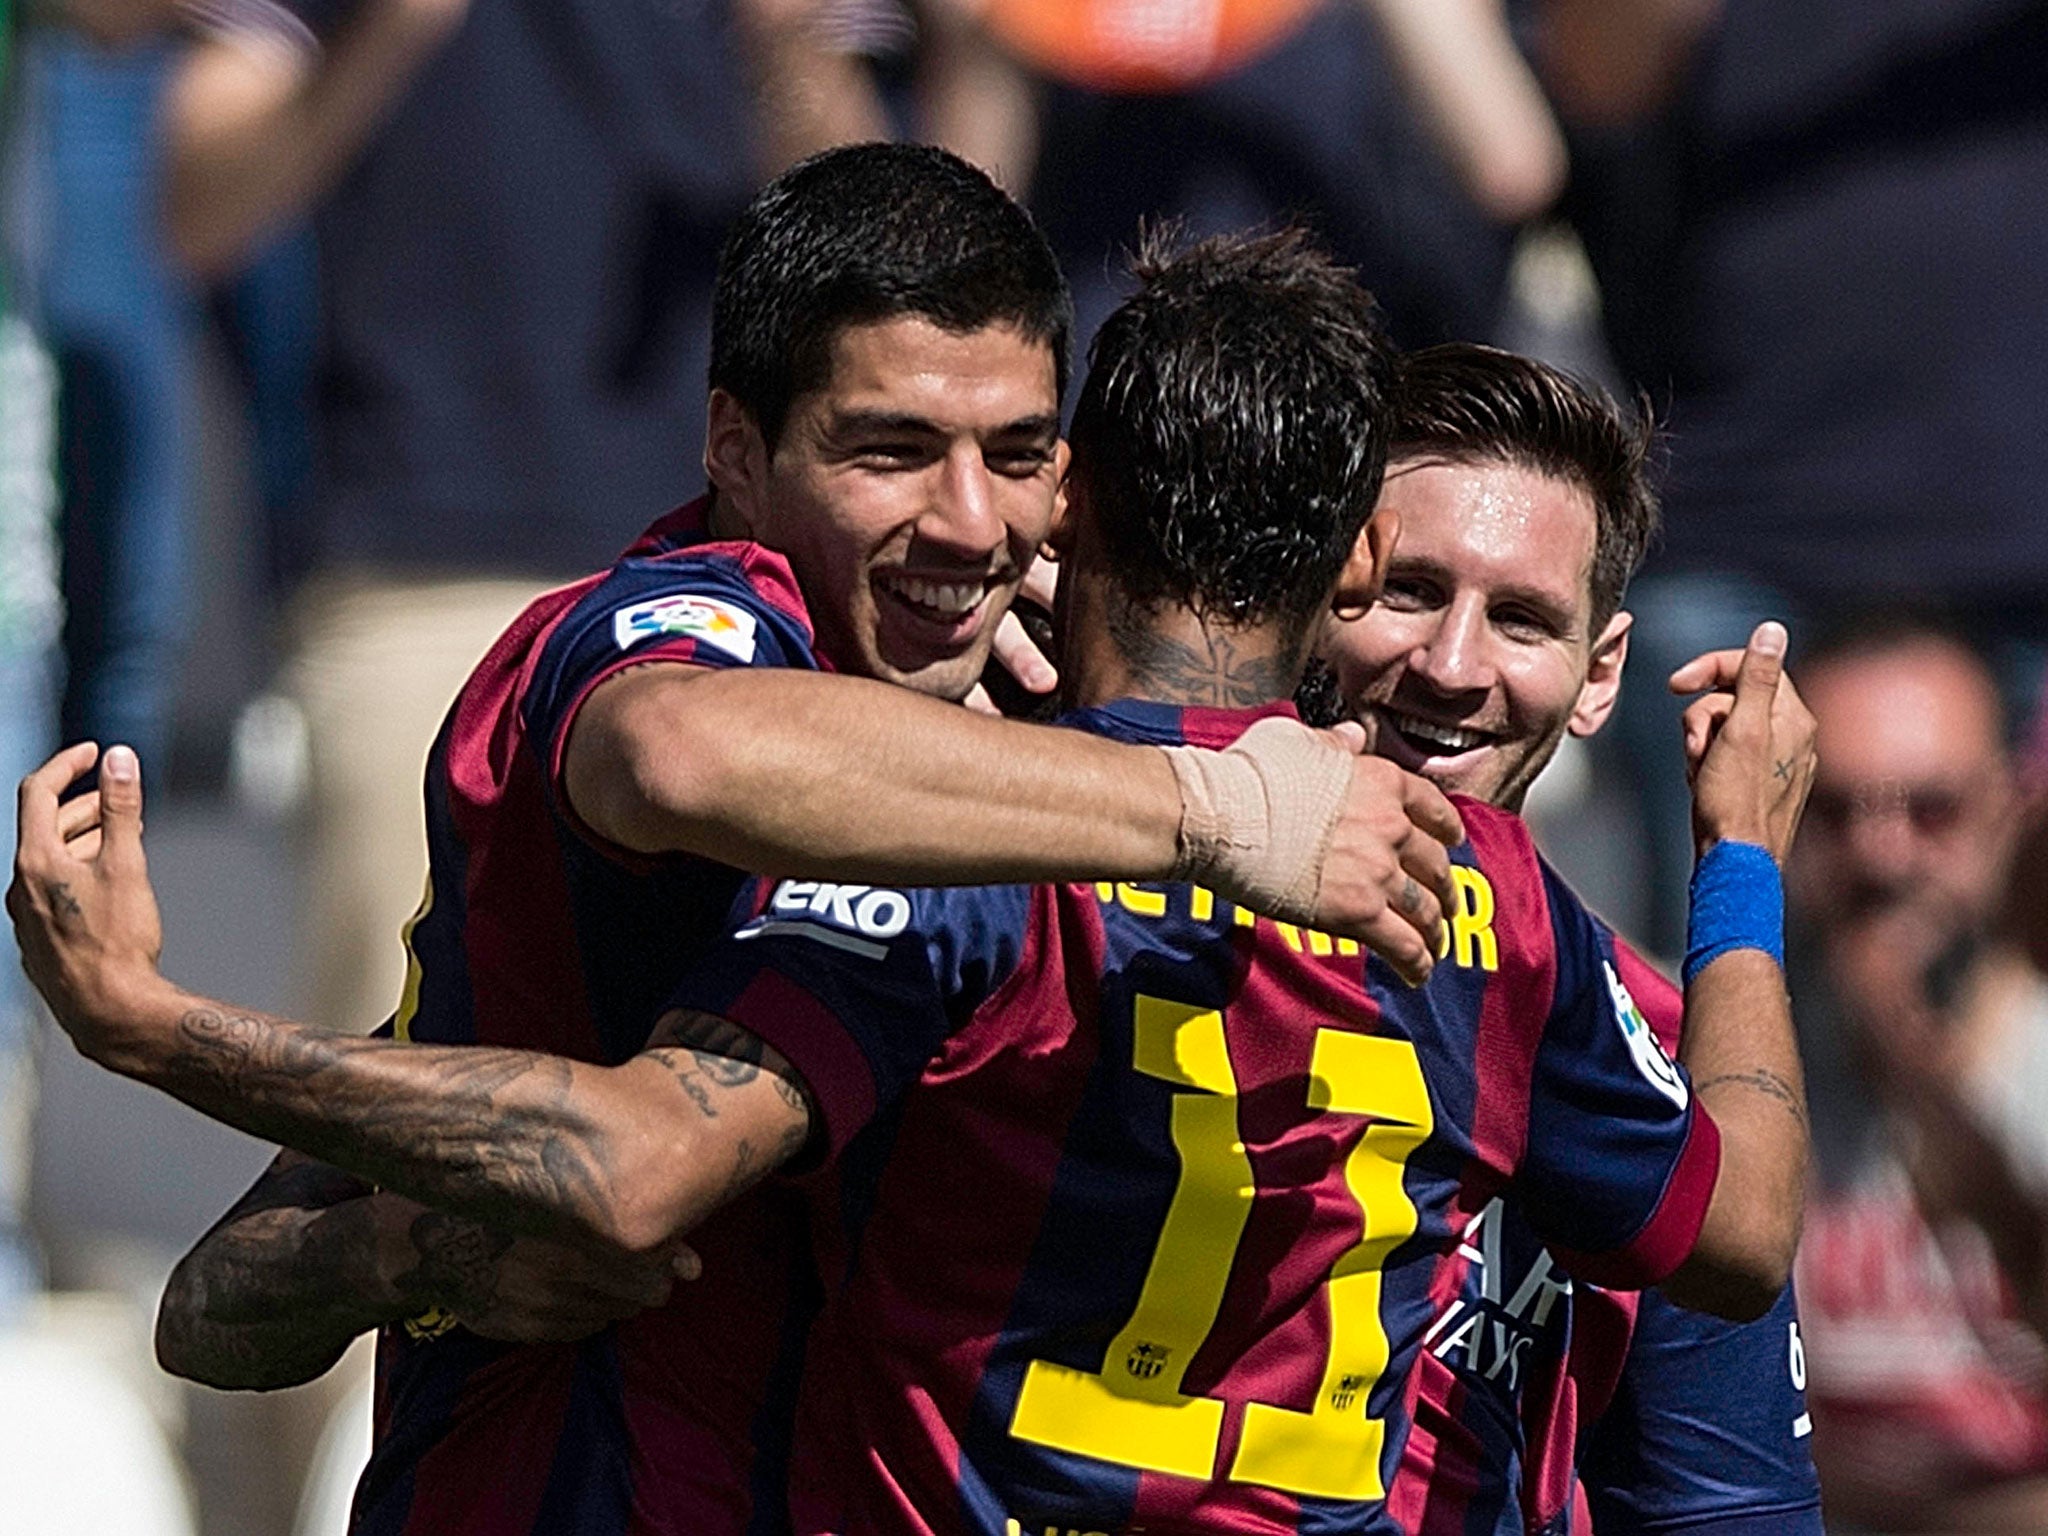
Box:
[1126, 1341, 1171, 1380]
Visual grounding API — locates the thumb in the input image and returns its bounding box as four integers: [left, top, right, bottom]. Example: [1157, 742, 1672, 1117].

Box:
[97, 745, 147, 871]
[1728, 622, 1788, 727]
[1321, 720, 1368, 754]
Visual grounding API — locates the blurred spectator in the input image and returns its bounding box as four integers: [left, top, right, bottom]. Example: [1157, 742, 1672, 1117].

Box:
[952, 0, 1566, 380]
[0, 0, 61, 1312]
[12, 0, 199, 777]
[1545, 0, 2048, 955]
[1788, 616, 2048, 1532]
[162, 0, 801, 1037]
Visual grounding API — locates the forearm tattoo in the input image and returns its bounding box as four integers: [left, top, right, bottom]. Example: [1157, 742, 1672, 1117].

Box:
[158, 1157, 391, 1387]
[160, 1005, 608, 1240]
[154, 1003, 813, 1249]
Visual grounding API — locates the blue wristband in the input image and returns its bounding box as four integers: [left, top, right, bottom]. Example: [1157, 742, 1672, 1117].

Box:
[1683, 839, 1785, 985]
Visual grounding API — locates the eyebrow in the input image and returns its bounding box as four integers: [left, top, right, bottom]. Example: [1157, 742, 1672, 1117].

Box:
[824, 409, 1061, 442]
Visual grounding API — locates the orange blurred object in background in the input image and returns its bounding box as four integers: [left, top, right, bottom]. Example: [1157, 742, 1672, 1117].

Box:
[977, 0, 1321, 92]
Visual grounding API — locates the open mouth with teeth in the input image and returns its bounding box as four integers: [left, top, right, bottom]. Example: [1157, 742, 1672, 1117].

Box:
[1378, 707, 1500, 760]
[872, 570, 1003, 649]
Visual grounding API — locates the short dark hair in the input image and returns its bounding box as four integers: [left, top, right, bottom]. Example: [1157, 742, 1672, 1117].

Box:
[711, 143, 1073, 448]
[1069, 226, 1395, 645]
[1388, 343, 1659, 636]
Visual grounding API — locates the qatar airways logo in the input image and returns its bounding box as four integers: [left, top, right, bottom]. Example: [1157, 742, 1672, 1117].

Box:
[1423, 1197, 1572, 1393]
[736, 879, 913, 959]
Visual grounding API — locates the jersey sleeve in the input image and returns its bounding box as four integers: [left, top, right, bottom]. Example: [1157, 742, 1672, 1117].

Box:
[664, 879, 1033, 1161]
[518, 543, 819, 847]
[1512, 861, 1721, 1289]
[1579, 1285, 1823, 1534]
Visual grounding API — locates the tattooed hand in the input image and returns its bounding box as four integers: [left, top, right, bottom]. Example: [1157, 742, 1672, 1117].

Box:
[1670, 623, 1819, 864]
[7, 742, 173, 1061]
[396, 1209, 694, 1343]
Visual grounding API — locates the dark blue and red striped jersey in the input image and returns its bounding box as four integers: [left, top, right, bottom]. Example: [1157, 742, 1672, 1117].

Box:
[669, 698, 1723, 1536]
[350, 497, 823, 1536]
[1393, 944, 1821, 1536]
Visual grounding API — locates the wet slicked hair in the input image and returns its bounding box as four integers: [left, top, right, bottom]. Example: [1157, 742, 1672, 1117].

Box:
[1070, 226, 1396, 647]
[711, 143, 1073, 448]
[1390, 343, 1660, 635]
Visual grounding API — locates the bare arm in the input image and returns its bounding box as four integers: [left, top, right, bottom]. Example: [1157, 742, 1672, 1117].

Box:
[162, 0, 469, 277]
[156, 1153, 407, 1388]
[915, 0, 1040, 196]
[1355, 0, 1568, 222]
[156, 1150, 694, 1389]
[1658, 624, 1815, 1320]
[730, 0, 891, 178]
[566, 664, 1463, 979]
[76, 977, 807, 1262]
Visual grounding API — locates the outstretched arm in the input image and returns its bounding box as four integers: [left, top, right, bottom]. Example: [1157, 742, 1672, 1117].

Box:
[568, 663, 1463, 982]
[1660, 623, 1816, 1319]
[157, 1151, 693, 1389]
[9, 750, 808, 1255]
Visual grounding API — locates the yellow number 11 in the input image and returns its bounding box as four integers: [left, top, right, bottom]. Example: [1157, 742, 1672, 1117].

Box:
[1009, 995, 1433, 1500]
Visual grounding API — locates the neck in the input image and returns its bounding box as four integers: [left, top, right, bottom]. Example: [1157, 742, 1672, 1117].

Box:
[1064, 584, 1304, 711]
[705, 491, 745, 542]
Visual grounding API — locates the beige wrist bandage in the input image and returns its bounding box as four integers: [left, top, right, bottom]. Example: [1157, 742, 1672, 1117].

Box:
[1162, 717, 1355, 925]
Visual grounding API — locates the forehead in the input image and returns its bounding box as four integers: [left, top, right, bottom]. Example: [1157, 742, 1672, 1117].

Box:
[1804, 643, 2005, 784]
[1382, 457, 1597, 612]
[807, 315, 1059, 420]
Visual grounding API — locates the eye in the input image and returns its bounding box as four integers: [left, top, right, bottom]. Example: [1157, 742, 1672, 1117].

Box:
[987, 445, 1056, 477]
[853, 441, 933, 469]
[1492, 605, 1561, 642]
[1378, 574, 1440, 611]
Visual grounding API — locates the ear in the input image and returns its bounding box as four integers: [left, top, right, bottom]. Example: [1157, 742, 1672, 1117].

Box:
[1045, 450, 1082, 563]
[1568, 610, 1633, 738]
[1330, 505, 1401, 622]
[704, 388, 772, 534]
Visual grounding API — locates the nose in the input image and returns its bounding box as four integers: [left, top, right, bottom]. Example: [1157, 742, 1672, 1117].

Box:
[919, 442, 1005, 559]
[1838, 800, 1923, 885]
[1409, 596, 1493, 696]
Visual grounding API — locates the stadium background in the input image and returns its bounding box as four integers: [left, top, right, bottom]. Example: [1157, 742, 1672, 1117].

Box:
[1, 0, 2045, 1530]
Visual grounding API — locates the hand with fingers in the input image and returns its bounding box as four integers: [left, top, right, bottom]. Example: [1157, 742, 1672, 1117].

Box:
[7, 742, 172, 1062]
[1313, 744, 1465, 986]
[966, 554, 1061, 717]
[401, 1207, 703, 1344]
[1168, 716, 1464, 987]
[1669, 621, 1819, 865]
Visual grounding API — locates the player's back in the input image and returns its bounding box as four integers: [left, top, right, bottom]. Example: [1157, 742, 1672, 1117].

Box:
[675, 698, 1717, 1536]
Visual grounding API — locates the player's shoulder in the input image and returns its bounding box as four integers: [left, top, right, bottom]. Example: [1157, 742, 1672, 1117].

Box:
[594, 505, 817, 658]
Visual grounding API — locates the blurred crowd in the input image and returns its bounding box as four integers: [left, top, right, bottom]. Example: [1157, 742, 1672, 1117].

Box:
[0, 0, 2045, 1532]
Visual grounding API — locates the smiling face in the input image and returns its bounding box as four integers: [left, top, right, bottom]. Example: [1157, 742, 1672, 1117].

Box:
[1322, 456, 1629, 810]
[708, 315, 1066, 700]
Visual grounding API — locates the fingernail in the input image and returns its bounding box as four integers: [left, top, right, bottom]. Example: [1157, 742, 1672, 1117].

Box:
[103, 746, 137, 783]
[1753, 621, 1787, 657]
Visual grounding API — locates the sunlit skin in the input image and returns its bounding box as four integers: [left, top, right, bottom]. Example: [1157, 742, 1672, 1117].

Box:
[1322, 457, 1630, 811]
[706, 315, 1067, 701]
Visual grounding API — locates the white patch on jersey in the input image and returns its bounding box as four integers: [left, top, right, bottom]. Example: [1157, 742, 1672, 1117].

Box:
[1605, 959, 1689, 1109]
[612, 593, 758, 662]
[733, 879, 915, 961]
